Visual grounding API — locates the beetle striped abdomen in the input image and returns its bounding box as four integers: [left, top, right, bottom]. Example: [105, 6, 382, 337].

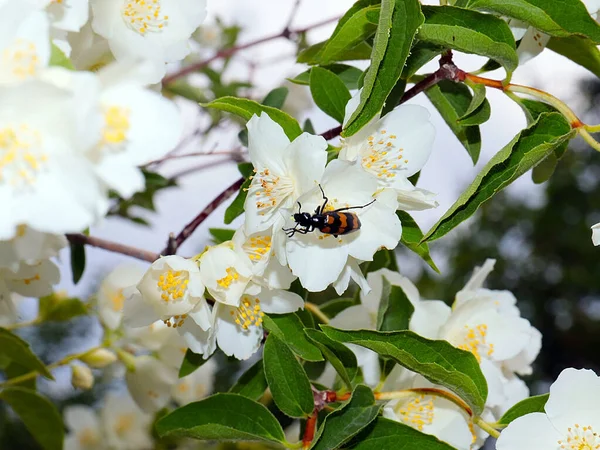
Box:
[320, 212, 361, 235]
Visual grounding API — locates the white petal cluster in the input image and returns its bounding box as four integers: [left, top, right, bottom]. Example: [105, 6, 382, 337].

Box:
[0, 0, 200, 241]
[329, 262, 540, 450]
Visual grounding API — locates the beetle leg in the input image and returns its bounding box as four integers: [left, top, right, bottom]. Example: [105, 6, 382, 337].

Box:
[317, 184, 329, 214]
[333, 198, 376, 213]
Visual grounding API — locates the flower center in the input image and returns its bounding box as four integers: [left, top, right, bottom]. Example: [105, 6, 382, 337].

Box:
[456, 324, 494, 363]
[110, 289, 125, 312]
[2, 39, 40, 81]
[122, 0, 169, 35]
[115, 413, 135, 436]
[393, 394, 435, 431]
[78, 427, 100, 446]
[229, 296, 264, 331]
[244, 235, 272, 262]
[558, 424, 600, 449]
[250, 168, 294, 215]
[360, 130, 407, 183]
[163, 313, 187, 328]
[101, 105, 130, 151]
[217, 267, 240, 289]
[0, 124, 46, 188]
[157, 270, 189, 302]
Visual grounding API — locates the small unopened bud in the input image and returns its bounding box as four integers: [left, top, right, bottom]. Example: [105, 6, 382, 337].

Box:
[116, 348, 137, 372]
[79, 348, 117, 368]
[71, 364, 94, 390]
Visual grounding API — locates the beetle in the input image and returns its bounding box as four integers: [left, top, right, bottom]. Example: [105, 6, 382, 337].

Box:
[283, 185, 375, 238]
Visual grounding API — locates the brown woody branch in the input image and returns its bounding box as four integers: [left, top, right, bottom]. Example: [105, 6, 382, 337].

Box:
[66, 234, 159, 263]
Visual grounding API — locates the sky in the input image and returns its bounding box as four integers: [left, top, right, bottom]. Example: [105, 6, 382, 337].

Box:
[52, 0, 596, 297]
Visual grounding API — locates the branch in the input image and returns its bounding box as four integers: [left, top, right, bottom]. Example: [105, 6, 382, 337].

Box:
[163, 16, 340, 85]
[162, 177, 244, 255]
[66, 234, 159, 263]
[319, 51, 462, 141]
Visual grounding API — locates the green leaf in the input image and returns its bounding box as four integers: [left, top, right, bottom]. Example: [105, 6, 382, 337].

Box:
[263, 334, 314, 418]
[204, 97, 302, 140]
[402, 42, 446, 79]
[40, 298, 88, 322]
[463, 0, 600, 43]
[423, 112, 574, 242]
[397, 211, 439, 272]
[229, 359, 268, 401]
[531, 151, 559, 184]
[419, 6, 518, 74]
[156, 393, 286, 444]
[305, 329, 358, 390]
[425, 80, 482, 164]
[224, 177, 250, 225]
[547, 35, 600, 78]
[261, 87, 288, 109]
[457, 99, 491, 126]
[69, 240, 86, 284]
[179, 350, 212, 378]
[0, 329, 52, 379]
[347, 417, 456, 449]
[376, 280, 415, 332]
[0, 388, 64, 450]
[310, 2, 380, 64]
[49, 43, 74, 70]
[263, 313, 323, 362]
[321, 327, 488, 415]
[209, 228, 236, 244]
[311, 385, 381, 450]
[343, 0, 424, 137]
[498, 394, 549, 425]
[310, 67, 352, 123]
[298, 41, 373, 64]
[458, 81, 489, 125]
[4, 361, 36, 389]
[362, 248, 399, 275]
[289, 64, 364, 90]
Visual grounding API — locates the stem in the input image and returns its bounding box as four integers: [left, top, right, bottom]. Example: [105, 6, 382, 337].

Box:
[0, 346, 102, 387]
[375, 387, 473, 417]
[146, 149, 245, 166]
[4, 318, 42, 331]
[507, 84, 582, 127]
[302, 412, 318, 449]
[163, 16, 340, 85]
[161, 177, 244, 255]
[305, 302, 330, 324]
[473, 416, 501, 439]
[66, 234, 159, 263]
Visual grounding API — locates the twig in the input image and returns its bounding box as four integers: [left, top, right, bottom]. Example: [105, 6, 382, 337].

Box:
[161, 177, 244, 255]
[146, 149, 246, 166]
[284, 0, 303, 32]
[319, 51, 462, 140]
[66, 234, 159, 263]
[162, 16, 340, 85]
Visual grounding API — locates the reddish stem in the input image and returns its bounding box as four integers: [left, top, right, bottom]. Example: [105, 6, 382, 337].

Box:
[302, 412, 318, 449]
[162, 177, 244, 255]
[66, 234, 159, 263]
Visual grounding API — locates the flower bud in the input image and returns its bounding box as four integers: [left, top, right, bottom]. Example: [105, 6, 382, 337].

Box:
[71, 364, 94, 390]
[79, 348, 117, 368]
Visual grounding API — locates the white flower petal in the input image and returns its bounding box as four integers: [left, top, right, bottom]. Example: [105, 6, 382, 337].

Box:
[126, 356, 178, 413]
[593, 222, 600, 246]
[247, 113, 289, 173]
[283, 132, 327, 195]
[258, 289, 304, 314]
[215, 304, 263, 360]
[496, 413, 561, 450]
[409, 300, 451, 340]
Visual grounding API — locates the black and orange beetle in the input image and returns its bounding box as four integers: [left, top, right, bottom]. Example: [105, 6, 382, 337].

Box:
[283, 185, 375, 238]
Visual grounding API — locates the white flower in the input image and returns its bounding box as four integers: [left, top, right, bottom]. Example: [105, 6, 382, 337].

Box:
[191, 23, 224, 50]
[90, 0, 207, 80]
[199, 241, 255, 307]
[233, 226, 295, 290]
[511, 1, 600, 64]
[90, 60, 181, 197]
[212, 287, 304, 360]
[340, 91, 437, 211]
[172, 358, 217, 406]
[329, 268, 421, 386]
[0, 2, 50, 84]
[0, 79, 107, 239]
[592, 222, 600, 246]
[68, 21, 113, 70]
[282, 159, 402, 293]
[101, 392, 153, 450]
[123, 256, 214, 357]
[42, 0, 89, 33]
[1, 259, 60, 300]
[64, 405, 103, 450]
[125, 355, 178, 413]
[243, 113, 328, 236]
[97, 263, 145, 330]
[0, 225, 66, 271]
[496, 368, 600, 450]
